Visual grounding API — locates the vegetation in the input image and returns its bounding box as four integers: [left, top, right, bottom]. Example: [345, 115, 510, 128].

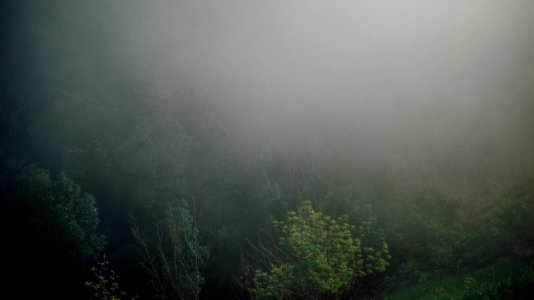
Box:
[132, 201, 208, 300]
[0, 157, 105, 297]
[251, 201, 390, 299]
[1, 1, 533, 299]
[375, 257, 534, 300]
[86, 255, 138, 300]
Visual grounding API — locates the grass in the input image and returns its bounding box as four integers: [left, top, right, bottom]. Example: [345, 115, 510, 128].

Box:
[373, 257, 534, 299]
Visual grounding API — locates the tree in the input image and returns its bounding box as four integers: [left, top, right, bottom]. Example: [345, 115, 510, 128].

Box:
[0, 159, 105, 262]
[86, 255, 138, 300]
[250, 201, 390, 299]
[132, 200, 208, 300]
[0, 157, 105, 297]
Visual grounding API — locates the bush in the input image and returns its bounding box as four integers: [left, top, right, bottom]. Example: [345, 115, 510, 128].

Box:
[250, 201, 390, 299]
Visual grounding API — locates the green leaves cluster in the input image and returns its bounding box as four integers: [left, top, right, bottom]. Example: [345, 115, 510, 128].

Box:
[2, 160, 104, 263]
[251, 201, 390, 299]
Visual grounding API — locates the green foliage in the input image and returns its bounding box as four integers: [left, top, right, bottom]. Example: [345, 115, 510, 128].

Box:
[251, 201, 390, 299]
[86, 255, 138, 300]
[0, 157, 106, 297]
[1, 159, 105, 263]
[133, 200, 208, 300]
[377, 257, 534, 300]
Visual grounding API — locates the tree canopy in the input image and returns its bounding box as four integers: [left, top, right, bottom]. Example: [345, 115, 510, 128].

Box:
[251, 201, 390, 299]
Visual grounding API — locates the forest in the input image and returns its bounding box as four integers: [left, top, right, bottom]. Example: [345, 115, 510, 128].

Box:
[1, 1, 533, 299]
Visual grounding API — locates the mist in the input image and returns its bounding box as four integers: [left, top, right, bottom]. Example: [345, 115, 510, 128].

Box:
[11, 0, 533, 162]
[1, 0, 533, 299]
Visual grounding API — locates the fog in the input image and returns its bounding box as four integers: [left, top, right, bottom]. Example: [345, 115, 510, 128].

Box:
[16, 1, 530, 142]
[2, 1, 534, 298]
[130, 1, 532, 103]
[108, 0, 534, 173]
[3, 0, 533, 194]
[136, 2, 530, 99]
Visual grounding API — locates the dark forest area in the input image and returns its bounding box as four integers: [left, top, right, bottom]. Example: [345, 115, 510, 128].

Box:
[1, 1, 533, 299]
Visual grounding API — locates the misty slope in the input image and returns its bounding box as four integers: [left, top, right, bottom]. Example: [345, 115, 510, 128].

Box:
[1, 0, 533, 299]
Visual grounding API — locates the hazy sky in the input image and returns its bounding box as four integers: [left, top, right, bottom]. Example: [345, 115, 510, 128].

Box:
[9, 0, 533, 158]
[19, 1, 532, 110]
[121, 0, 533, 108]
